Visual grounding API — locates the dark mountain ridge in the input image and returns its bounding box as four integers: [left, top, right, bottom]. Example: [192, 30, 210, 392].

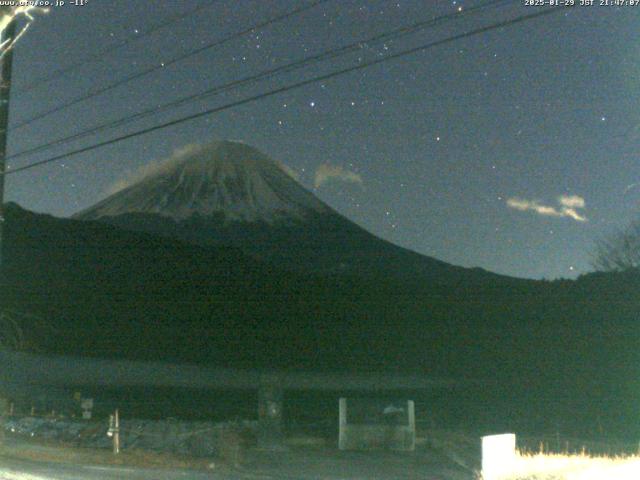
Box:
[73, 140, 505, 282]
[3, 202, 525, 368]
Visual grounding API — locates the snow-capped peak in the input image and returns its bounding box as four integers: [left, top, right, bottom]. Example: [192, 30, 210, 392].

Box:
[75, 141, 329, 224]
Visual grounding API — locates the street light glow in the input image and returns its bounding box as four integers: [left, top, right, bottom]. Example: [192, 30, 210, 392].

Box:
[0, 5, 48, 58]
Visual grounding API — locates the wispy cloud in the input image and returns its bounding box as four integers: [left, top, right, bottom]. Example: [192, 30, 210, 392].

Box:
[507, 198, 563, 217]
[561, 207, 587, 222]
[314, 164, 362, 189]
[105, 144, 204, 196]
[507, 195, 587, 222]
[558, 195, 585, 209]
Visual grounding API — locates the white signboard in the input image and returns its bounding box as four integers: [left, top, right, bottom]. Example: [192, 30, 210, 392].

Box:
[482, 433, 516, 480]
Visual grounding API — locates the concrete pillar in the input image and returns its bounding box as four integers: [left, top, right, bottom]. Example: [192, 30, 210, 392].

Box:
[338, 397, 347, 450]
[257, 375, 285, 450]
[406, 400, 416, 451]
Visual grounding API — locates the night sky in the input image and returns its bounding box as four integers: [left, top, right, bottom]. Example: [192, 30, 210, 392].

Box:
[3, 1, 639, 280]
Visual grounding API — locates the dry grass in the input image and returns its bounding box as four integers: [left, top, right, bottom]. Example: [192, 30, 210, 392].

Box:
[421, 429, 640, 480]
[482, 451, 640, 480]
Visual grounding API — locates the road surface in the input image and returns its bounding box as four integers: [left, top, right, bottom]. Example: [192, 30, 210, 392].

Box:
[0, 455, 223, 480]
[0, 435, 473, 479]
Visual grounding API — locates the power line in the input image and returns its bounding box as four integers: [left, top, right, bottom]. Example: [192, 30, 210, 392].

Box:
[8, 0, 516, 162]
[3, 6, 569, 178]
[11, 0, 332, 130]
[16, 1, 221, 94]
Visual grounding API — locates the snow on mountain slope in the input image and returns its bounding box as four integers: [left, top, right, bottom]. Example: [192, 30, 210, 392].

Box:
[76, 141, 329, 224]
[73, 140, 507, 281]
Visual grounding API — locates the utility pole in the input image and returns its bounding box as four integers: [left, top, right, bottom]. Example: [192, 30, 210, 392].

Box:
[0, 11, 15, 274]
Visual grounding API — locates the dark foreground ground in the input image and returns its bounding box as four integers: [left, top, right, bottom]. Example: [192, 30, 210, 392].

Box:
[0, 433, 474, 480]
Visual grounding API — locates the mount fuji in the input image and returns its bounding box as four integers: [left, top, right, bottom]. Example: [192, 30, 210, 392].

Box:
[74, 140, 495, 282]
[77, 141, 329, 224]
